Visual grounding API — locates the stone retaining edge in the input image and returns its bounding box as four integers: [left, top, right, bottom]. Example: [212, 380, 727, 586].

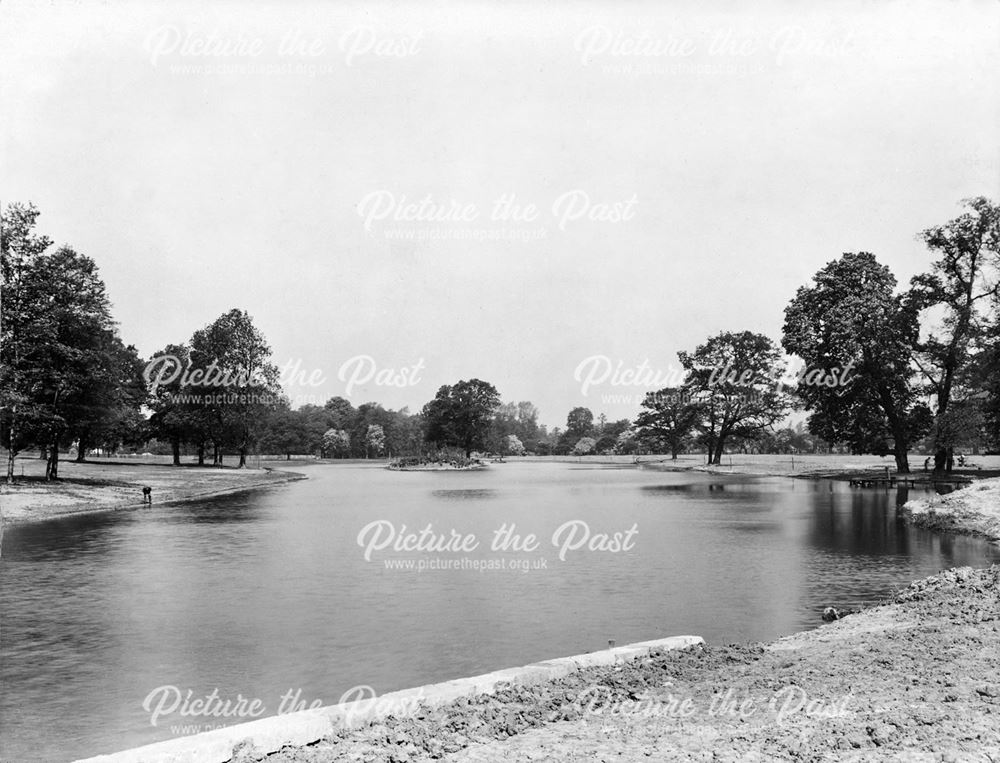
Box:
[74, 634, 703, 763]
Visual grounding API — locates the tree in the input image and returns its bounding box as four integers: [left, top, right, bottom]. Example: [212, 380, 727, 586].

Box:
[783, 252, 931, 473]
[70, 335, 148, 460]
[488, 401, 518, 453]
[589, 418, 631, 453]
[365, 424, 386, 458]
[1, 202, 52, 482]
[680, 331, 792, 465]
[11, 246, 123, 479]
[488, 400, 542, 452]
[422, 379, 501, 456]
[322, 428, 351, 458]
[258, 401, 315, 459]
[614, 428, 640, 455]
[572, 436, 596, 456]
[565, 407, 594, 439]
[349, 403, 388, 458]
[503, 434, 526, 456]
[324, 396, 356, 429]
[911, 197, 1000, 472]
[188, 309, 280, 467]
[981, 328, 1000, 452]
[514, 401, 541, 450]
[634, 387, 702, 459]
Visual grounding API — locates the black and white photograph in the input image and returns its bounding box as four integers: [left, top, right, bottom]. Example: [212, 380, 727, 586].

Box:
[2, 1, 999, 760]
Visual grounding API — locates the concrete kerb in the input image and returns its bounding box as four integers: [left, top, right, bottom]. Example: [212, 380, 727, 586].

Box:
[74, 634, 704, 763]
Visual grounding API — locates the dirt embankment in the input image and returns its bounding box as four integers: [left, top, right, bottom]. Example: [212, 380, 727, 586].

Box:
[256, 564, 1000, 763]
[0, 458, 306, 524]
[903, 477, 1000, 545]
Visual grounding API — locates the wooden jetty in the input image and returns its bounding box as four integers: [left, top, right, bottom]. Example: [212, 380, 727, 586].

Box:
[848, 474, 971, 490]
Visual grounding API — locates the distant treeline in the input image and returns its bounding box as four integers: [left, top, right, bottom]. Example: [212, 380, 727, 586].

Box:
[2, 198, 999, 479]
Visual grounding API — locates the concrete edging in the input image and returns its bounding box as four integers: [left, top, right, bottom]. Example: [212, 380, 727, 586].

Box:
[74, 634, 703, 763]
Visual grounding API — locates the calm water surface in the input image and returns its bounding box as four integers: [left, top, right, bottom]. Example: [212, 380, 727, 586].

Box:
[2, 462, 998, 761]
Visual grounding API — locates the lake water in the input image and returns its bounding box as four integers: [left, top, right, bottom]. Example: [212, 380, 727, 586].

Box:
[2, 462, 998, 761]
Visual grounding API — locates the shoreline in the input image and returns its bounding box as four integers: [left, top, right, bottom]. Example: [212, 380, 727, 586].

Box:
[0, 460, 308, 526]
[81, 564, 1000, 763]
[902, 476, 1000, 546]
[74, 477, 1000, 762]
[387, 464, 490, 472]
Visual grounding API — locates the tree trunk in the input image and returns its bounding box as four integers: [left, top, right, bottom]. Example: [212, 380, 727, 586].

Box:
[46, 441, 60, 480]
[933, 447, 947, 473]
[893, 449, 910, 474]
[238, 448, 247, 468]
[171, 438, 181, 466]
[286, 453, 291, 461]
[878, 385, 911, 474]
[6, 407, 16, 484]
[197, 443, 205, 466]
[75, 434, 87, 463]
[712, 432, 728, 465]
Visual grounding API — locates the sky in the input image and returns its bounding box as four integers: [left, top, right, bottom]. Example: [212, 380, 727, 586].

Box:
[2, 0, 998, 429]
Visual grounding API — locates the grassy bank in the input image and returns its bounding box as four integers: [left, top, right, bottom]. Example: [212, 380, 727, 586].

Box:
[512, 453, 1000, 480]
[0, 457, 307, 524]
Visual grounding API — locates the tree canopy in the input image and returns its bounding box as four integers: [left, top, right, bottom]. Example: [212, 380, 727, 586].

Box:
[422, 379, 502, 456]
[783, 252, 931, 473]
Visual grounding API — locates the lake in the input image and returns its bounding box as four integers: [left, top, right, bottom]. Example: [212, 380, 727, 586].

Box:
[2, 461, 998, 761]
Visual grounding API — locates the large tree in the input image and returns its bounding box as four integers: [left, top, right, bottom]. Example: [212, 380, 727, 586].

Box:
[679, 331, 791, 465]
[2, 204, 148, 478]
[910, 197, 1000, 472]
[981, 320, 1000, 452]
[188, 309, 280, 467]
[11, 246, 127, 479]
[565, 407, 595, 440]
[634, 388, 702, 459]
[1, 202, 52, 481]
[258, 399, 316, 460]
[147, 344, 200, 465]
[70, 335, 148, 460]
[783, 252, 931, 473]
[321, 428, 351, 458]
[422, 379, 501, 456]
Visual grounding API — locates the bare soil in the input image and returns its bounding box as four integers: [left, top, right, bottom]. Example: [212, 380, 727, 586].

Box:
[258, 565, 1000, 763]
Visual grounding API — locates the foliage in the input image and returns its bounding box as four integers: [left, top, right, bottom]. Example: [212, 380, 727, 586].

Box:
[488, 401, 541, 452]
[1, 203, 147, 480]
[565, 407, 594, 439]
[321, 428, 351, 458]
[365, 424, 386, 457]
[503, 434, 526, 456]
[634, 387, 702, 459]
[422, 379, 501, 456]
[910, 197, 1000, 470]
[782, 252, 930, 473]
[679, 330, 792, 465]
[187, 309, 281, 467]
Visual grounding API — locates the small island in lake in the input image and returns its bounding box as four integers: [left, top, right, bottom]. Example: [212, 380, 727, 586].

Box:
[387, 454, 489, 471]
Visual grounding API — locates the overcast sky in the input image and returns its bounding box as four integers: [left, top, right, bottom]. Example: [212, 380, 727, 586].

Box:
[2, 0, 998, 428]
